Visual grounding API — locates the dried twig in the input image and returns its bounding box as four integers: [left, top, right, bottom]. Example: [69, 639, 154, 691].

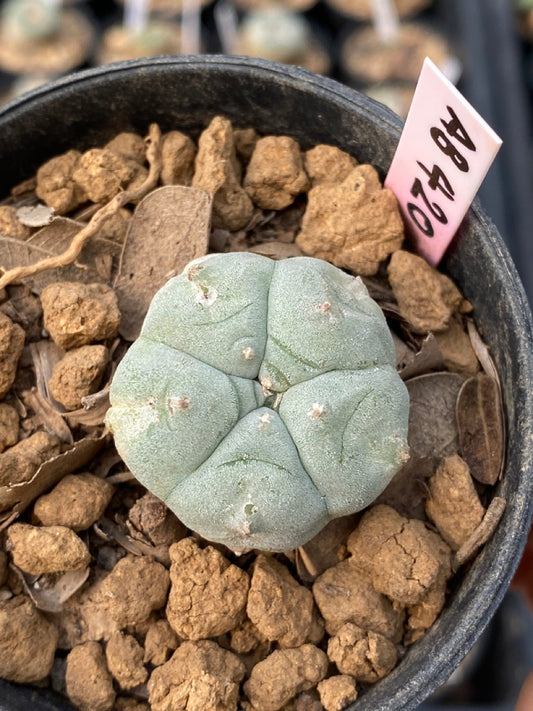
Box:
[0, 124, 162, 290]
[296, 545, 319, 579]
[453, 496, 507, 570]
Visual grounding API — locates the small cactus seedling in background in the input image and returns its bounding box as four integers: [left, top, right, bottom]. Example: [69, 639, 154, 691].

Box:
[107, 253, 409, 551]
[238, 7, 311, 64]
[1, 0, 61, 43]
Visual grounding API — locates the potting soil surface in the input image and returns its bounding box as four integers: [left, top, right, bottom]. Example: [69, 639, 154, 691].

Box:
[0, 118, 505, 711]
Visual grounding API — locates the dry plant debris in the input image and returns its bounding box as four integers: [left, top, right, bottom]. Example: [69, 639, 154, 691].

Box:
[113, 185, 212, 341]
[0, 117, 506, 711]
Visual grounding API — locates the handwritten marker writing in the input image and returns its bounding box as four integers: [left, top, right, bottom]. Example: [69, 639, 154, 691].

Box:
[385, 57, 502, 266]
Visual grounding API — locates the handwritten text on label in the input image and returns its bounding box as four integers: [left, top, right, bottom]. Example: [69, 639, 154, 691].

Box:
[385, 57, 502, 266]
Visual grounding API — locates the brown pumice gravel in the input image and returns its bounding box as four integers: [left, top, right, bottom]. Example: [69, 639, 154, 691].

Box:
[0, 311, 24, 399]
[0, 595, 59, 683]
[33, 472, 114, 530]
[40, 281, 120, 349]
[65, 640, 116, 711]
[0, 117, 506, 711]
[48, 344, 109, 411]
[8, 522, 91, 574]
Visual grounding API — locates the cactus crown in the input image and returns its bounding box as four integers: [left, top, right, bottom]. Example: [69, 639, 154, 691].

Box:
[107, 253, 409, 551]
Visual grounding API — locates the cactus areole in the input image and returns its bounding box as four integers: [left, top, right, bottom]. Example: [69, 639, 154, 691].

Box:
[107, 253, 409, 551]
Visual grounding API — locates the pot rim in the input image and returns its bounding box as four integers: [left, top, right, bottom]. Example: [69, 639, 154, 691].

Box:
[1, 55, 533, 710]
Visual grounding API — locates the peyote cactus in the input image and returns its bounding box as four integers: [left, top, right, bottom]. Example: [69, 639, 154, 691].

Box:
[239, 8, 311, 64]
[106, 253, 409, 551]
[1, 0, 61, 43]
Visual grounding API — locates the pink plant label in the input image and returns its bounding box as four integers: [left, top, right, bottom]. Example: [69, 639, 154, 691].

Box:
[385, 57, 502, 266]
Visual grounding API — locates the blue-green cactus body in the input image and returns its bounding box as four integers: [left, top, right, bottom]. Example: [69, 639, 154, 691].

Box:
[166, 407, 330, 553]
[260, 255, 396, 390]
[278, 366, 409, 515]
[107, 253, 409, 551]
[140, 252, 273, 379]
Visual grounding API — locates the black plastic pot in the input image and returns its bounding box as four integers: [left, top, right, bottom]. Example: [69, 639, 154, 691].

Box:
[0, 55, 532, 711]
[420, 591, 533, 710]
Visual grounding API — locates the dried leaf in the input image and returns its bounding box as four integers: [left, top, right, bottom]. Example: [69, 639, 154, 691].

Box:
[394, 332, 416, 371]
[114, 185, 212, 341]
[466, 318, 499, 381]
[0, 217, 121, 293]
[72, 203, 101, 222]
[456, 374, 504, 485]
[22, 389, 73, 444]
[16, 203, 55, 227]
[399, 333, 444, 380]
[91, 445, 124, 479]
[24, 341, 76, 440]
[13, 565, 90, 613]
[361, 274, 395, 303]
[249, 202, 304, 244]
[10, 176, 37, 198]
[406, 372, 466, 459]
[381, 302, 406, 323]
[245, 209, 276, 232]
[295, 514, 358, 582]
[453, 496, 506, 569]
[0, 125, 161, 293]
[0, 431, 107, 526]
[105, 470, 135, 484]
[94, 252, 113, 281]
[248, 241, 303, 259]
[375, 455, 435, 519]
[29, 340, 64, 402]
[94, 518, 169, 565]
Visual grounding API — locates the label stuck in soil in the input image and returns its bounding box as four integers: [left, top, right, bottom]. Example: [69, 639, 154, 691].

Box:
[385, 57, 502, 266]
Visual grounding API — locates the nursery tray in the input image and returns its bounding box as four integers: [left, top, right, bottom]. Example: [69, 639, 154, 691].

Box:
[435, 0, 533, 306]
